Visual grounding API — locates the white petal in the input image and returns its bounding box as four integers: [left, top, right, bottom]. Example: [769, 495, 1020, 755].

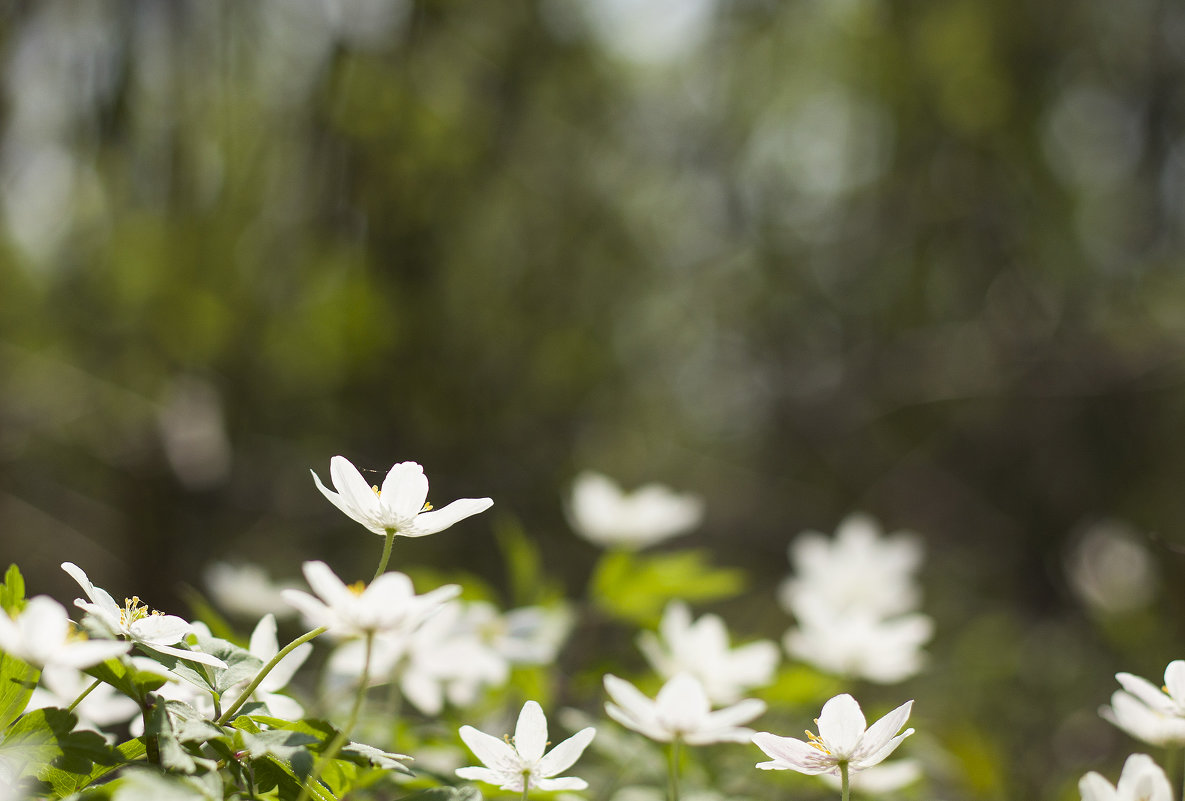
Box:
[655, 673, 710, 735]
[302, 561, 355, 608]
[534, 777, 589, 791]
[130, 614, 191, 645]
[413, 498, 494, 536]
[1117, 672, 1175, 714]
[703, 698, 766, 731]
[455, 766, 506, 785]
[515, 700, 548, 764]
[329, 456, 382, 521]
[249, 614, 279, 661]
[459, 725, 522, 773]
[312, 469, 373, 531]
[816, 694, 866, 756]
[1165, 661, 1185, 706]
[380, 462, 430, 521]
[1115, 753, 1172, 801]
[535, 727, 595, 778]
[751, 732, 834, 774]
[142, 641, 228, 669]
[855, 700, 913, 762]
[1078, 771, 1118, 801]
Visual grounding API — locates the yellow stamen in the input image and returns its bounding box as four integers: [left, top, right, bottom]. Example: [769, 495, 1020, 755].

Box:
[347, 581, 367, 595]
[422, 501, 433, 512]
[805, 728, 831, 755]
[372, 485, 381, 497]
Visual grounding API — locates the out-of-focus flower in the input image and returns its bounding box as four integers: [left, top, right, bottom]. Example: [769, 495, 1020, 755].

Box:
[568, 471, 703, 549]
[221, 614, 310, 719]
[752, 693, 914, 777]
[1101, 661, 1185, 746]
[783, 600, 932, 684]
[282, 560, 459, 639]
[638, 601, 778, 704]
[603, 673, 765, 744]
[1066, 520, 1157, 614]
[0, 595, 129, 669]
[484, 603, 572, 664]
[312, 456, 492, 538]
[818, 759, 922, 793]
[1079, 753, 1172, 801]
[456, 700, 596, 792]
[779, 514, 922, 619]
[28, 665, 139, 733]
[61, 562, 226, 669]
[204, 562, 299, 619]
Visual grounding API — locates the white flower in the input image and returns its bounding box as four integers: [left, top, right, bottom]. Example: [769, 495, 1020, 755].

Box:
[398, 601, 509, 715]
[1079, 753, 1172, 801]
[752, 693, 914, 777]
[456, 700, 596, 792]
[1101, 661, 1185, 746]
[0, 596, 130, 670]
[819, 759, 922, 793]
[638, 602, 778, 705]
[568, 471, 704, 548]
[205, 562, 299, 619]
[222, 614, 311, 719]
[282, 560, 459, 639]
[312, 456, 492, 537]
[779, 514, 922, 620]
[28, 665, 140, 733]
[61, 563, 227, 669]
[783, 600, 932, 684]
[603, 672, 765, 744]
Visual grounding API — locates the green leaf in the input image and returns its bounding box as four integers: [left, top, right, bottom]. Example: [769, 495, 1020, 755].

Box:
[100, 767, 219, 801]
[0, 564, 26, 615]
[144, 699, 216, 775]
[83, 657, 166, 704]
[494, 515, 563, 606]
[75, 737, 147, 789]
[37, 725, 120, 797]
[0, 651, 39, 731]
[148, 634, 261, 694]
[590, 549, 746, 626]
[0, 706, 125, 794]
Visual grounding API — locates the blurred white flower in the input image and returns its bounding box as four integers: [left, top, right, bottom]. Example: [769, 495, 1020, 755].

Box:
[282, 560, 458, 639]
[638, 601, 778, 704]
[783, 600, 932, 684]
[312, 456, 492, 538]
[0, 596, 129, 670]
[456, 700, 596, 792]
[1066, 520, 1156, 614]
[779, 513, 922, 619]
[61, 562, 226, 670]
[752, 693, 914, 777]
[398, 602, 509, 715]
[1079, 753, 1172, 801]
[485, 603, 572, 664]
[568, 471, 704, 549]
[1101, 661, 1185, 746]
[204, 561, 299, 619]
[818, 758, 922, 793]
[221, 614, 311, 719]
[28, 665, 139, 733]
[603, 673, 765, 744]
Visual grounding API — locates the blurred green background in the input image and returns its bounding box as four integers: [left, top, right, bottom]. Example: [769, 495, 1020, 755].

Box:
[1, 1, 1184, 797]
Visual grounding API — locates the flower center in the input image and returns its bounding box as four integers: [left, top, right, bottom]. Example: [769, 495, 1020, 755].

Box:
[805, 727, 831, 755]
[347, 581, 367, 596]
[119, 596, 161, 627]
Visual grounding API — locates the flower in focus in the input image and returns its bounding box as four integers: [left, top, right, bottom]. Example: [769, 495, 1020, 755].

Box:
[0, 595, 130, 670]
[603, 672, 765, 744]
[205, 561, 299, 619]
[456, 699, 596, 792]
[61, 562, 227, 669]
[1101, 660, 1185, 746]
[568, 471, 704, 549]
[282, 560, 459, 639]
[1079, 753, 1172, 801]
[782, 599, 933, 684]
[752, 693, 914, 777]
[312, 456, 492, 537]
[638, 601, 778, 704]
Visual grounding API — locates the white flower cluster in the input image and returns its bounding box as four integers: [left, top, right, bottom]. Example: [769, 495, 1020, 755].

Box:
[779, 513, 933, 684]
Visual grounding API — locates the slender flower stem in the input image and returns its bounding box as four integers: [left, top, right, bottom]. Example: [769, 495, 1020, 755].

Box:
[667, 737, 681, 801]
[840, 761, 850, 801]
[66, 678, 102, 712]
[296, 633, 373, 801]
[521, 777, 530, 801]
[374, 530, 396, 580]
[216, 626, 328, 725]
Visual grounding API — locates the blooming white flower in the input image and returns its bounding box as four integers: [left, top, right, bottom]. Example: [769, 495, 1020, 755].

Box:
[221, 614, 311, 719]
[61, 563, 227, 669]
[779, 514, 922, 619]
[638, 602, 778, 705]
[456, 700, 596, 792]
[752, 693, 914, 777]
[568, 471, 704, 548]
[1079, 753, 1172, 801]
[783, 599, 932, 684]
[603, 672, 765, 744]
[1101, 660, 1185, 746]
[397, 601, 509, 715]
[28, 665, 140, 733]
[312, 456, 492, 537]
[282, 560, 459, 639]
[205, 562, 299, 619]
[0, 596, 130, 670]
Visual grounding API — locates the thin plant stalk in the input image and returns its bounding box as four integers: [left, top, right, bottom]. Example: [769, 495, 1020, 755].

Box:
[216, 625, 328, 725]
[521, 777, 530, 801]
[840, 761, 850, 801]
[66, 678, 102, 712]
[296, 632, 374, 801]
[374, 530, 396, 580]
[668, 737, 681, 801]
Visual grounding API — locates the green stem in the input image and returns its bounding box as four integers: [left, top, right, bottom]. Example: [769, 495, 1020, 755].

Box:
[296, 632, 373, 801]
[374, 530, 396, 580]
[840, 761, 850, 801]
[521, 778, 530, 801]
[216, 626, 328, 725]
[66, 678, 102, 712]
[667, 737, 681, 801]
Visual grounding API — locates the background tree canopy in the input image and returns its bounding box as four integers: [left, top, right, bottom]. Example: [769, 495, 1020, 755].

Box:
[1, 1, 1183, 797]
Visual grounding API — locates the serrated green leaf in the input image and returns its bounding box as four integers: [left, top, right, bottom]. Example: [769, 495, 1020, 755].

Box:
[37, 724, 120, 796]
[144, 699, 215, 775]
[590, 549, 746, 626]
[0, 706, 122, 792]
[75, 737, 147, 789]
[149, 635, 261, 694]
[162, 700, 228, 745]
[0, 651, 39, 731]
[0, 564, 26, 615]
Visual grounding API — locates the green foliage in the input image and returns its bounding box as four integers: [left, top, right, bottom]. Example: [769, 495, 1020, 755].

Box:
[0, 564, 26, 615]
[0, 652, 39, 732]
[590, 550, 746, 626]
[152, 635, 262, 695]
[83, 657, 166, 705]
[0, 707, 119, 795]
